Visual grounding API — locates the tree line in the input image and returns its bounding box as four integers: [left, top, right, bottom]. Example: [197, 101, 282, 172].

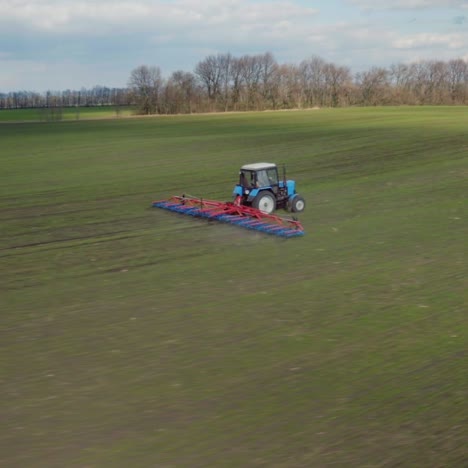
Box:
[0, 86, 131, 110]
[2, 53, 468, 112]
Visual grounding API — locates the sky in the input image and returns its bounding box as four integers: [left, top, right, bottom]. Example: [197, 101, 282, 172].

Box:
[0, 0, 467, 92]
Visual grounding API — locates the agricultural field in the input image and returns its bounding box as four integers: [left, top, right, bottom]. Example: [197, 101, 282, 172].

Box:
[1, 107, 467, 466]
[0, 106, 135, 122]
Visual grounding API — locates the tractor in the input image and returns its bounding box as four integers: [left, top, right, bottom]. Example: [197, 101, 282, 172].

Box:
[233, 162, 305, 214]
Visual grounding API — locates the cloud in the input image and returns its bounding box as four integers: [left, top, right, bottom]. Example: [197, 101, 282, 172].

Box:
[0, 0, 323, 89]
[0, 0, 319, 35]
[0, 0, 323, 71]
[393, 32, 466, 49]
[348, 0, 468, 9]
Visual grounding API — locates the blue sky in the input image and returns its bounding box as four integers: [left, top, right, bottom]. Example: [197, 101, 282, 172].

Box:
[0, 0, 467, 92]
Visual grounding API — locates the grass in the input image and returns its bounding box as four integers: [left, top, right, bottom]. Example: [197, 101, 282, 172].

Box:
[0, 106, 135, 122]
[1, 107, 467, 467]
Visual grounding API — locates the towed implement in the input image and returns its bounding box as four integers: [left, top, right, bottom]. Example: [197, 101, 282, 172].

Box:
[153, 195, 304, 238]
[153, 163, 305, 238]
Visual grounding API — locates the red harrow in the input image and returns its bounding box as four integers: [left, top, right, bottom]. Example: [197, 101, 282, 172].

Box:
[152, 195, 305, 238]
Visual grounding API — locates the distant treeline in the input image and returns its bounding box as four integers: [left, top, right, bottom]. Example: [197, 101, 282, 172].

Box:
[0, 86, 132, 110]
[2, 54, 468, 114]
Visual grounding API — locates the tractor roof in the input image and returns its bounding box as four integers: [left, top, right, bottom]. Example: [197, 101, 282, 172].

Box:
[241, 162, 277, 171]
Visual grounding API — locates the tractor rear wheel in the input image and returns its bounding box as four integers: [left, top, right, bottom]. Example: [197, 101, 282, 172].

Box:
[253, 192, 276, 214]
[290, 195, 305, 213]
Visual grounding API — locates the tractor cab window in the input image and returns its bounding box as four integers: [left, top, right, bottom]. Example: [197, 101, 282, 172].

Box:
[240, 168, 279, 188]
[240, 170, 256, 188]
[256, 168, 278, 187]
[256, 170, 269, 187]
[266, 168, 279, 185]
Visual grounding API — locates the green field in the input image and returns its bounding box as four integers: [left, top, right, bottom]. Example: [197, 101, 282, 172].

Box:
[1, 107, 467, 466]
[0, 106, 135, 122]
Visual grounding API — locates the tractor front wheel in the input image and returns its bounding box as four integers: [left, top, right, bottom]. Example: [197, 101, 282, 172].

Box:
[253, 192, 276, 214]
[290, 195, 305, 213]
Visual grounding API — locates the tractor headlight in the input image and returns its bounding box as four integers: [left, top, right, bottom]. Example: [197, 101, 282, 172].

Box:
[244, 189, 250, 195]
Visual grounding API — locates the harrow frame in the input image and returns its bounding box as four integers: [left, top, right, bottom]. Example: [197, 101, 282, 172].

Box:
[152, 195, 305, 238]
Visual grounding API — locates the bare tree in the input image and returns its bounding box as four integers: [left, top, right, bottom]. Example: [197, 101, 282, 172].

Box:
[389, 63, 415, 104]
[324, 64, 352, 107]
[447, 59, 468, 104]
[230, 57, 244, 110]
[217, 53, 234, 111]
[128, 65, 163, 114]
[240, 53, 278, 110]
[356, 67, 390, 106]
[257, 52, 278, 109]
[425, 61, 449, 104]
[300, 56, 327, 107]
[195, 55, 223, 107]
[273, 63, 303, 109]
[165, 71, 198, 113]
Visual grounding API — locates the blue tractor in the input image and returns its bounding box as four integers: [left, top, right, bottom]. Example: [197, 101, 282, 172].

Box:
[233, 162, 305, 214]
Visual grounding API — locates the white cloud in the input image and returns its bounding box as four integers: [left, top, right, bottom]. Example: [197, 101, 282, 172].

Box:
[348, 0, 468, 9]
[0, 0, 319, 34]
[393, 32, 466, 49]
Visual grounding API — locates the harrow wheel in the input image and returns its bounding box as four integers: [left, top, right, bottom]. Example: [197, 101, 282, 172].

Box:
[253, 192, 276, 214]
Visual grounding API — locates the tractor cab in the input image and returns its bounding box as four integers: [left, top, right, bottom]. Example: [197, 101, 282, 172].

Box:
[239, 162, 279, 189]
[233, 162, 305, 214]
